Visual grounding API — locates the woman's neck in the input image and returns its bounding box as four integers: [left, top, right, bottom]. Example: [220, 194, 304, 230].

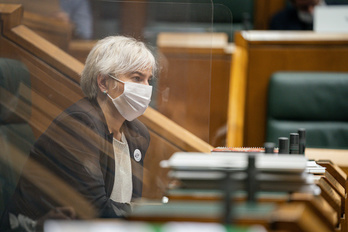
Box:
[97, 96, 125, 141]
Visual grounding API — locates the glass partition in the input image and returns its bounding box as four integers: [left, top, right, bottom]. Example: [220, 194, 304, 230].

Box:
[0, 0, 237, 230]
[1, 1, 346, 231]
[84, 0, 234, 147]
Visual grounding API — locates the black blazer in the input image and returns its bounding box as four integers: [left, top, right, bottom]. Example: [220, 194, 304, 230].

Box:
[5, 97, 150, 221]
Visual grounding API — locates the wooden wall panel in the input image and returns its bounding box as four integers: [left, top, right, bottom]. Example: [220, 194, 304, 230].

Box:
[253, 0, 287, 29]
[209, 55, 231, 146]
[157, 33, 231, 147]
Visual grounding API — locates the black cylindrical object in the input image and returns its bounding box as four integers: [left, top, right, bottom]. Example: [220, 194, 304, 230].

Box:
[289, 133, 299, 154]
[298, 128, 306, 155]
[278, 137, 289, 154]
[264, 142, 275, 154]
[247, 154, 257, 203]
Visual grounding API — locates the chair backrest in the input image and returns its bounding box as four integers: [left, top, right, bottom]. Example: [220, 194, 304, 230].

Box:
[0, 58, 35, 214]
[266, 72, 348, 149]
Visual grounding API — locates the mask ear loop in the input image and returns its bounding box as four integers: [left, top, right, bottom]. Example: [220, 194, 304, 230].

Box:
[108, 74, 124, 93]
[108, 74, 125, 84]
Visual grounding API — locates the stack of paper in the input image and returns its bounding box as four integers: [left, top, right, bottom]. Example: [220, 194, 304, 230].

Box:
[306, 160, 326, 174]
[163, 152, 321, 195]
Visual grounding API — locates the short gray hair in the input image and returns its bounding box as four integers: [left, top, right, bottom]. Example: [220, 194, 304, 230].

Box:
[80, 36, 157, 99]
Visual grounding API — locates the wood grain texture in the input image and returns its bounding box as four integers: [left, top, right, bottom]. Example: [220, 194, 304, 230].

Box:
[227, 31, 348, 147]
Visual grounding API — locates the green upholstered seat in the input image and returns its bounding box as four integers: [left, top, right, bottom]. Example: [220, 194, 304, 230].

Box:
[0, 58, 35, 214]
[266, 72, 348, 149]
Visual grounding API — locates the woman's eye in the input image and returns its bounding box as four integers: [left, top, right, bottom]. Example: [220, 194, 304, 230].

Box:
[132, 76, 142, 82]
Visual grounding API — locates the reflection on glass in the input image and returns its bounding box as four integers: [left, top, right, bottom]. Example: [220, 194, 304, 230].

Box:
[0, 1, 238, 231]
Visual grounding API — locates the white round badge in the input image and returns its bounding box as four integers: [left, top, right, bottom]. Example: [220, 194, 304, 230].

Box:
[134, 149, 142, 162]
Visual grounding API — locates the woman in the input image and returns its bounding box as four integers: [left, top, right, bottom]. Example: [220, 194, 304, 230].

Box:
[1, 36, 157, 231]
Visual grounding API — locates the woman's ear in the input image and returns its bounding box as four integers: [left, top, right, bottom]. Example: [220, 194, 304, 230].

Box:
[97, 74, 108, 93]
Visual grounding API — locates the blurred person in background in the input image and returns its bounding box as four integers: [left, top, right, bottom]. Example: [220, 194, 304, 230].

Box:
[0, 0, 93, 39]
[269, 0, 326, 30]
[270, 0, 348, 30]
[58, 0, 93, 39]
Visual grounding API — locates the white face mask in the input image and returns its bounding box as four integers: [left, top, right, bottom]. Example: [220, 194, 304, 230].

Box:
[107, 75, 152, 121]
[298, 11, 314, 24]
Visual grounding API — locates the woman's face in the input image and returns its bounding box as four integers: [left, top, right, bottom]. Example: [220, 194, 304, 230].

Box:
[108, 68, 153, 99]
[293, 0, 319, 13]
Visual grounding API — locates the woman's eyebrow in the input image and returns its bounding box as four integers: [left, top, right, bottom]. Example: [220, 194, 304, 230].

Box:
[131, 71, 153, 78]
[131, 71, 145, 76]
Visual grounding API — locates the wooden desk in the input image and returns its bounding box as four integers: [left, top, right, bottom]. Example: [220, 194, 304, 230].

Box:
[167, 190, 339, 230]
[306, 148, 348, 174]
[291, 193, 338, 230]
[306, 151, 348, 232]
[128, 200, 332, 232]
[227, 31, 348, 147]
